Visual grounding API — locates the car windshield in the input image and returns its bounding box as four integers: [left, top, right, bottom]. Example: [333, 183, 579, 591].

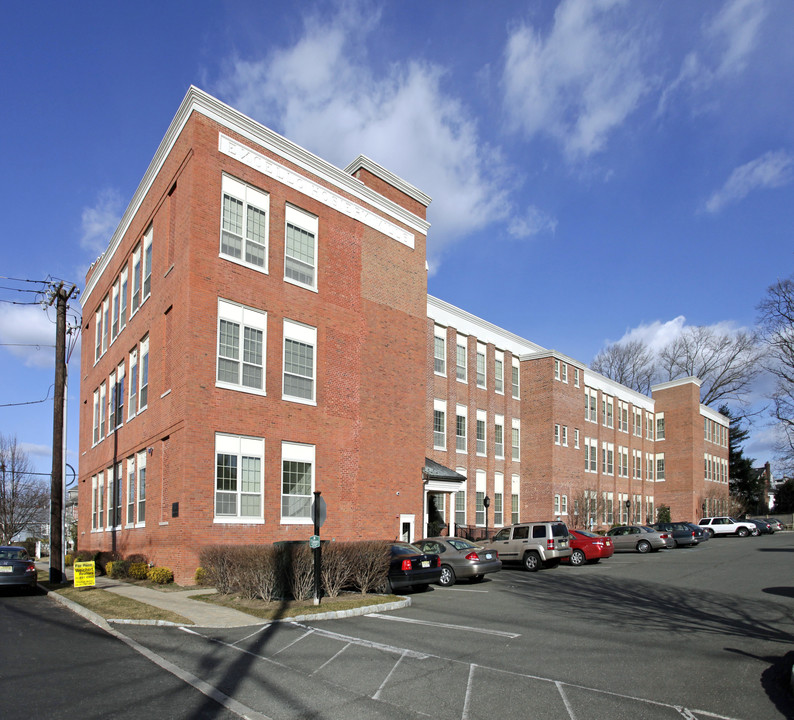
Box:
[0, 548, 27, 560]
[447, 539, 477, 551]
[574, 530, 599, 538]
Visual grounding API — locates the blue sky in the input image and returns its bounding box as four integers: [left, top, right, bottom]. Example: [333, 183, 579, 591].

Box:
[1, 0, 792, 480]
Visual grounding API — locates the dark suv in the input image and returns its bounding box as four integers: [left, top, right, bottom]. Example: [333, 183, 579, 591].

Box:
[481, 521, 571, 571]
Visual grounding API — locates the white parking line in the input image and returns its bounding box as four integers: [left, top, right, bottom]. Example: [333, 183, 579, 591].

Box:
[365, 613, 521, 638]
[461, 663, 477, 720]
[372, 651, 407, 700]
[555, 681, 578, 720]
[271, 627, 314, 656]
[312, 642, 350, 675]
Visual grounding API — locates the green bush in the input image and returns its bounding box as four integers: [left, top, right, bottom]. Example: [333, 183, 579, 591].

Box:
[65, 554, 74, 567]
[128, 562, 149, 580]
[194, 566, 208, 585]
[147, 566, 174, 584]
[107, 559, 130, 579]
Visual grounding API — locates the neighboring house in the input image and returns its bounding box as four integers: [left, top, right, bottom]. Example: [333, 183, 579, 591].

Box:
[78, 87, 728, 583]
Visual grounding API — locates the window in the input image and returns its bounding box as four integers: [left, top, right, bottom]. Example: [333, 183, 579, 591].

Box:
[618, 446, 628, 477]
[604, 492, 614, 525]
[434, 326, 446, 375]
[433, 400, 446, 450]
[114, 361, 125, 429]
[554, 494, 560, 513]
[111, 463, 122, 528]
[554, 424, 560, 445]
[656, 414, 665, 440]
[561, 426, 568, 447]
[602, 442, 614, 475]
[217, 300, 267, 393]
[215, 434, 265, 522]
[585, 438, 598, 473]
[633, 449, 642, 479]
[99, 382, 106, 441]
[111, 279, 120, 341]
[512, 360, 520, 399]
[119, 268, 128, 332]
[455, 484, 466, 526]
[101, 296, 109, 356]
[475, 470, 486, 526]
[656, 454, 665, 481]
[560, 363, 568, 383]
[108, 371, 117, 433]
[574, 428, 580, 449]
[511, 475, 520, 524]
[646, 452, 654, 481]
[97, 471, 104, 529]
[281, 442, 314, 523]
[142, 225, 153, 301]
[634, 408, 642, 437]
[91, 475, 97, 530]
[476, 410, 486, 456]
[283, 320, 316, 403]
[94, 307, 102, 363]
[139, 336, 149, 411]
[220, 175, 269, 270]
[585, 388, 597, 422]
[494, 416, 504, 458]
[476, 345, 486, 388]
[126, 456, 136, 525]
[561, 495, 568, 515]
[131, 245, 141, 314]
[602, 395, 614, 428]
[619, 401, 629, 432]
[574, 367, 580, 387]
[93, 389, 100, 445]
[128, 347, 138, 418]
[456, 337, 467, 381]
[137, 449, 146, 523]
[456, 406, 467, 452]
[554, 359, 560, 380]
[284, 205, 318, 290]
[512, 419, 520, 461]
[646, 412, 654, 440]
[494, 352, 504, 393]
[494, 474, 504, 525]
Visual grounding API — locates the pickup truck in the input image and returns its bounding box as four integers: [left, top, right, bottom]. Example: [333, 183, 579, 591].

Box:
[697, 517, 756, 537]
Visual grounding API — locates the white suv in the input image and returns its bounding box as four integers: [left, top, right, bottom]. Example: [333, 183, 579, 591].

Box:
[698, 517, 756, 538]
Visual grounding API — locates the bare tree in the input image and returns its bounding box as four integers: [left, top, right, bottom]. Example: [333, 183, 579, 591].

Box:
[758, 275, 794, 470]
[0, 434, 49, 545]
[591, 340, 656, 395]
[657, 326, 765, 407]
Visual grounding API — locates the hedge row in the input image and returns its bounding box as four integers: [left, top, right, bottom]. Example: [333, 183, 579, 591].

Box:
[199, 541, 391, 601]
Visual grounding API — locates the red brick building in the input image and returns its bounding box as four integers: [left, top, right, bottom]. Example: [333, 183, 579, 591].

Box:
[79, 87, 728, 581]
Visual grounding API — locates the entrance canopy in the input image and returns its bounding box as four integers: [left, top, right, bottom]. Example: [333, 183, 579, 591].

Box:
[423, 458, 466, 493]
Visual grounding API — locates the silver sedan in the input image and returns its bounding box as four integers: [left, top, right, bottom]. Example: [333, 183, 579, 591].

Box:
[414, 537, 502, 587]
[606, 525, 670, 553]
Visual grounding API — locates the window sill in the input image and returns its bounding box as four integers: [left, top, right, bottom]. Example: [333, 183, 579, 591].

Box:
[213, 517, 265, 525]
[219, 252, 269, 276]
[216, 382, 267, 397]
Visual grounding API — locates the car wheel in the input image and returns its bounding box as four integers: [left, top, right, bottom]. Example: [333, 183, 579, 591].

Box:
[750, 527, 759, 536]
[523, 551, 541, 572]
[737, 527, 749, 537]
[570, 549, 586, 567]
[470, 574, 484, 583]
[438, 565, 456, 587]
[705, 528, 714, 538]
[636, 540, 651, 553]
[670, 538, 678, 548]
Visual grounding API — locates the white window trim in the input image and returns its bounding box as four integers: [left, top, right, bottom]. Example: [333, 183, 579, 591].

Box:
[494, 351, 504, 395]
[433, 325, 447, 377]
[136, 449, 146, 528]
[282, 318, 317, 405]
[476, 409, 487, 457]
[494, 414, 504, 459]
[214, 433, 266, 524]
[456, 404, 467, 454]
[220, 174, 270, 274]
[284, 204, 319, 292]
[138, 336, 150, 412]
[281, 441, 315, 524]
[456, 335, 467, 383]
[216, 299, 268, 396]
[433, 399, 447, 450]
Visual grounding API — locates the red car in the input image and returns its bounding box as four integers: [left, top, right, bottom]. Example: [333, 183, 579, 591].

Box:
[564, 530, 614, 566]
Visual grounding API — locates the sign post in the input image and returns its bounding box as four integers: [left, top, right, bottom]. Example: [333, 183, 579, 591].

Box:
[311, 492, 327, 605]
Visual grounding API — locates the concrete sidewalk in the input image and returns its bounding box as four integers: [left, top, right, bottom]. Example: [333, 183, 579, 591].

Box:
[38, 561, 409, 628]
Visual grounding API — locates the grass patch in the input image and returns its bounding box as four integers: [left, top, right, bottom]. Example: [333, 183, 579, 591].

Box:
[194, 592, 402, 620]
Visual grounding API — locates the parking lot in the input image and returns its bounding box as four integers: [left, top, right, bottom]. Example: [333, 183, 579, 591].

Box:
[116, 531, 794, 720]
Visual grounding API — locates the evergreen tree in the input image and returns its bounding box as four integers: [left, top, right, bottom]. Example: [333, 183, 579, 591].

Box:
[774, 479, 794, 514]
[720, 406, 766, 514]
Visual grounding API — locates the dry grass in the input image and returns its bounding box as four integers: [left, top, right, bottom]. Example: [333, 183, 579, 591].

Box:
[51, 584, 193, 624]
[194, 591, 402, 620]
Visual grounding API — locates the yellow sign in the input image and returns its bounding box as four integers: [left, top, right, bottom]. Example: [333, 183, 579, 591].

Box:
[73, 561, 96, 588]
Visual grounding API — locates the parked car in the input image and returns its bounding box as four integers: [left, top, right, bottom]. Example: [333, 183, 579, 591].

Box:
[684, 522, 709, 543]
[413, 537, 502, 587]
[698, 517, 756, 538]
[386, 543, 442, 592]
[564, 529, 614, 566]
[746, 518, 774, 535]
[0, 546, 38, 592]
[605, 525, 669, 553]
[653, 522, 700, 547]
[765, 518, 785, 531]
[481, 521, 571, 571]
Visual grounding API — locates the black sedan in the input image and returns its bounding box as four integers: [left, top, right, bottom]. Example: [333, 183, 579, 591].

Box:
[386, 542, 441, 592]
[0, 546, 38, 592]
[746, 518, 775, 535]
[414, 537, 501, 586]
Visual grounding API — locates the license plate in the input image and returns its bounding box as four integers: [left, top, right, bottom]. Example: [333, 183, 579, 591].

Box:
[485, 553, 493, 559]
[0, 566, 11, 573]
[421, 561, 430, 568]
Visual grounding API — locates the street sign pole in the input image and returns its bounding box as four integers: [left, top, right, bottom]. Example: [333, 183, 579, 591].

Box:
[313, 491, 322, 605]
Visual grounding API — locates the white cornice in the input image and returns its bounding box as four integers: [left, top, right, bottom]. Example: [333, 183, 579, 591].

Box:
[651, 377, 702, 392]
[427, 295, 545, 356]
[83, 86, 430, 306]
[344, 155, 432, 208]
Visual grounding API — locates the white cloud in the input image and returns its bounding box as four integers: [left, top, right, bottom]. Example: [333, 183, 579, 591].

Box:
[214, 6, 510, 269]
[507, 206, 558, 239]
[501, 0, 650, 160]
[705, 149, 793, 213]
[80, 188, 123, 257]
[612, 316, 688, 354]
[0, 304, 56, 368]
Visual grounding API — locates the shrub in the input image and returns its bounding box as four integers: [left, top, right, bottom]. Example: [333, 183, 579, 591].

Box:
[128, 562, 149, 580]
[194, 566, 208, 585]
[125, 553, 148, 565]
[279, 543, 314, 601]
[65, 554, 74, 567]
[147, 566, 174, 584]
[107, 559, 130, 579]
[93, 550, 120, 575]
[199, 545, 244, 594]
[321, 542, 352, 598]
[349, 541, 390, 594]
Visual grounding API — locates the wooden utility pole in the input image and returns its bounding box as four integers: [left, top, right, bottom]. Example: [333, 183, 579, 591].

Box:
[49, 283, 77, 584]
